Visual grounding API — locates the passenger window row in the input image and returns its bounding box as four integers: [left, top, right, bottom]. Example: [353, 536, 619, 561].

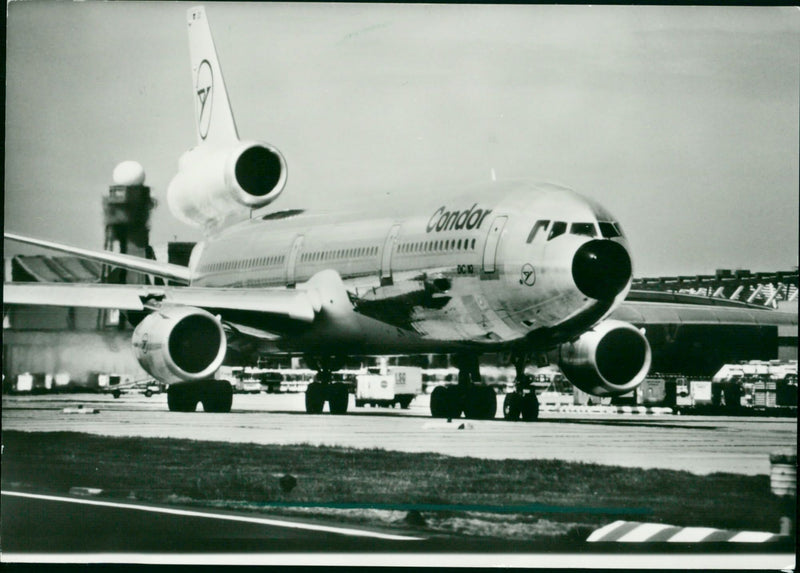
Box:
[201, 255, 286, 273]
[398, 238, 477, 254]
[300, 246, 379, 263]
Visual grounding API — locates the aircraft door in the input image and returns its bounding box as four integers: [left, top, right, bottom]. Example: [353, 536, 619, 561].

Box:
[286, 235, 304, 287]
[380, 225, 401, 286]
[482, 216, 507, 274]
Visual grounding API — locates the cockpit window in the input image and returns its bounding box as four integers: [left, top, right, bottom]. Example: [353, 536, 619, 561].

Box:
[599, 221, 620, 238]
[570, 222, 597, 237]
[548, 221, 567, 240]
[526, 220, 550, 243]
[613, 222, 625, 237]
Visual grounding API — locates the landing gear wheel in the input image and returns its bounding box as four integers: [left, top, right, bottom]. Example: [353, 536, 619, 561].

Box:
[201, 380, 233, 413]
[430, 386, 449, 418]
[481, 386, 497, 419]
[328, 383, 349, 415]
[167, 384, 199, 412]
[520, 392, 540, 421]
[443, 386, 464, 419]
[464, 386, 496, 420]
[503, 392, 521, 421]
[305, 382, 325, 414]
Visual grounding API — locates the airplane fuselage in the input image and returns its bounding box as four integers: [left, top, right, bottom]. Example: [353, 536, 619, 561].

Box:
[188, 181, 633, 355]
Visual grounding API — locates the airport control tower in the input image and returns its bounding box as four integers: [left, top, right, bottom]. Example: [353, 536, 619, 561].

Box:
[99, 161, 156, 328]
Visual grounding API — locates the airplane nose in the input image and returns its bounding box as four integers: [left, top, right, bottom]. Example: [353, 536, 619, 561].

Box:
[572, 239, 632, 300]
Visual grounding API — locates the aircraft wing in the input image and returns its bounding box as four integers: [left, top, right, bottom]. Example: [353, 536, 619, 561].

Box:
[614, 291, 798, 327]
[5, 232, 193, 284]
[3, 282, 316, 323]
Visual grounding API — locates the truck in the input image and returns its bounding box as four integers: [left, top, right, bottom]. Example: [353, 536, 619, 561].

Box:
[355, 366, 423, 409]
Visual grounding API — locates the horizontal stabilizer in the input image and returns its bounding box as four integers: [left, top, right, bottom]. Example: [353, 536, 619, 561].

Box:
[5, 232, 193, 284]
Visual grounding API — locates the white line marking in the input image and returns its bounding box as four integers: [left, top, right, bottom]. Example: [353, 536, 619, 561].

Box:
[585, 520, 628, 542]
[729, 531, 777, 543]
[1, 490, 423, 541]
[617, 523, 673, 542]
[667, 527, 719, 542]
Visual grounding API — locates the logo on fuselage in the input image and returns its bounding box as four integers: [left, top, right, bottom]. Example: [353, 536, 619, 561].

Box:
[520, 263, 536, 286]
[426, 203, 492, 233]
[195, 59, 213, 140]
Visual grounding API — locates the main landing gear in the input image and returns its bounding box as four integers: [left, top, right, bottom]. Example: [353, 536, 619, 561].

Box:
[502, 354, 539, 421]
[167, 379, 233, 413]
[304, 356, 350, 415]
[429, 354, 497, 420]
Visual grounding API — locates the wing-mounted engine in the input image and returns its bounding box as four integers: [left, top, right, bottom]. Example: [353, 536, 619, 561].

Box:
[132, 305, 227, 384]
[167, 141, 288, 230]
[555, 319, 651, 396]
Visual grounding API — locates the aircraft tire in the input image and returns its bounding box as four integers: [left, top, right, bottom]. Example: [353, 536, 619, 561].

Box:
[520, 392, 540, 421]
[328, 383, 349, 415]
[503, 393, 521, 421]
[430, 386, 449, 417]
[443, 386, 464, 418]
[482, 385, 497, 419]
[305, 382, 325, 414]
[464, 386, 495, 419]
[167, 384, 199, 412]
[202, 380, 233, 413]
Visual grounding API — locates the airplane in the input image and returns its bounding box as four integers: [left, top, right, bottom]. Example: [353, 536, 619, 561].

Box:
[5, 6, 796, 420]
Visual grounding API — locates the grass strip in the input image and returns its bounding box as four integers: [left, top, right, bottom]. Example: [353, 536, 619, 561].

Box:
[1, 430, 787, 535]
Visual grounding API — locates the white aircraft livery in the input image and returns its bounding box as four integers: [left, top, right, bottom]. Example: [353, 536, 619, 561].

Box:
[5, 7, 795, 420]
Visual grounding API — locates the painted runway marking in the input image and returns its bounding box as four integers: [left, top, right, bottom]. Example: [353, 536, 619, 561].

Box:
[1, 490, 423, 541]
[587, 520, 785, 543]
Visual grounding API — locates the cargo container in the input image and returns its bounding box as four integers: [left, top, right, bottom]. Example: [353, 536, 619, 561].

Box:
[689, 380, 712, 405]
[355, 366, 422, 409]
[637, 377, 669, 405]
[15, 373, 33, 393]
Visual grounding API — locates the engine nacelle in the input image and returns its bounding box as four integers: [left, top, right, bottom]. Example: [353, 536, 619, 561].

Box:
[132, 305, 227, 384]
[167, 140, 287, 229]
[556, 319, 651, 396]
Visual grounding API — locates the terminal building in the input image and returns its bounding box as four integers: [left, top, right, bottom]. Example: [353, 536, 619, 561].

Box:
[3, 163, 798, 389]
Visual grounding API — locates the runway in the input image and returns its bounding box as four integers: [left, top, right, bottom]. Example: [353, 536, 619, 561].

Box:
[2, 392, 796, 475]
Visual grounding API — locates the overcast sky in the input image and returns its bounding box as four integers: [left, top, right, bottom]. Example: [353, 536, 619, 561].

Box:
[5, 3, 799, 276]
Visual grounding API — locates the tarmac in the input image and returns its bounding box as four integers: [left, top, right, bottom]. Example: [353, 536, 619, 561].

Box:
[3, 392, 796, 475]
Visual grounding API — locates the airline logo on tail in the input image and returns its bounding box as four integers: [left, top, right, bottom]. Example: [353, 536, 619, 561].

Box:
[195, 60, 213, 140]
[187, 5, 239, 145]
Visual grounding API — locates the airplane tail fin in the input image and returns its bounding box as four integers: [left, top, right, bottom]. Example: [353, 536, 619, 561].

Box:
[187, 6, 239, 145]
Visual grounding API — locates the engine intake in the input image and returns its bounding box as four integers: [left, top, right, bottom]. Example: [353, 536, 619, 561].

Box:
[167, 141, 287, 229]
[556, 319, 651, 396]
[132, 305, 227, 384]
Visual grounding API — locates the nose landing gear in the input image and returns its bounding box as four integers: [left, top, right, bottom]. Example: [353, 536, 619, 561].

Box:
[429, 354, 497, 420]
[502, 354, 539, 421]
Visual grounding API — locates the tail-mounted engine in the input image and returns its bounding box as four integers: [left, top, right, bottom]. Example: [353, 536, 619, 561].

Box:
[555, 319, 651, 396]
[167, 141, 287, 229]
[132, 305, 227, 384]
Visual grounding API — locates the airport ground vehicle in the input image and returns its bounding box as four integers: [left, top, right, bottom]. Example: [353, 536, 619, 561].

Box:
[355, 366, 422, 409]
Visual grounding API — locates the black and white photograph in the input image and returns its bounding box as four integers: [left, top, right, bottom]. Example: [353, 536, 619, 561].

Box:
[2, 2, 798, 568]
